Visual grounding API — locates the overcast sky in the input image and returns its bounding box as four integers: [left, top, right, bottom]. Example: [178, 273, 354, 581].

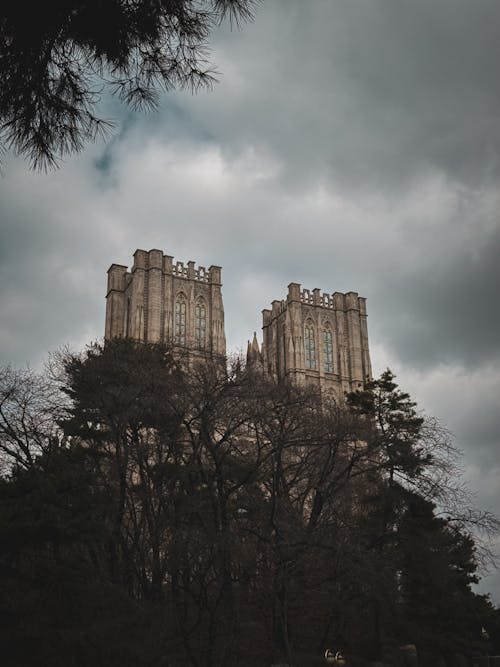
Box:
[1, 0, 499, 601]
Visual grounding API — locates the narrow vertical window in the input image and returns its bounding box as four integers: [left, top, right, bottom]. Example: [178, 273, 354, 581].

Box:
[195, 300, 206, 349]
[323, 328, 334, 373]
[304, 322, 316, 369]
[175, 295, 186, 345]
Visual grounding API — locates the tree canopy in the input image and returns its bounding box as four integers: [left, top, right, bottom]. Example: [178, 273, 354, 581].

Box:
[0, 0, 258, 168]
[0, 342, 498, 666]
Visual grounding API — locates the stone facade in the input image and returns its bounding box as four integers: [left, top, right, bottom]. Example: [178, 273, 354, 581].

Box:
[105, 249, 226, 360]
[105, 249, 372, 399]
[260, 283, 371, 399]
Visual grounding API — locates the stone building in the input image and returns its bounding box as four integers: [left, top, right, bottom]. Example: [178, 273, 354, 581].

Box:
[105, 249, 371, 399]
[260, 283, 371, 399]
[105, 249, 226, 361]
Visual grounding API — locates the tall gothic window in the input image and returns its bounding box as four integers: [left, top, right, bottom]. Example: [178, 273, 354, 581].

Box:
[175, 294, 187, 345]
[323, 328, 334, 373]
[195, 300, 206, 349]
[304, 321, 316, 370]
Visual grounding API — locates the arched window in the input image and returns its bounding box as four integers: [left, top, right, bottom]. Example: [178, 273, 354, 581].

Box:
[304, 321, 316, 370]
[195, 299, 207, 349]
[175, 293, 187, 345]
[323, 327, 334, 373]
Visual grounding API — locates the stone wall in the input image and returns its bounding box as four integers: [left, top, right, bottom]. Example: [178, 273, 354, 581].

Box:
[261, 282, 372, 400]
[105, 249, 226, 359]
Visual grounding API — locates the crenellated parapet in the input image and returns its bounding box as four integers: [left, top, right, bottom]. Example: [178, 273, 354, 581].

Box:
[105, 249, 226, 360]
[106, 250, 372, 400]
[261, 282, 371, 401]
[170, 260, 218, 284]
[130, 249, 220, 284]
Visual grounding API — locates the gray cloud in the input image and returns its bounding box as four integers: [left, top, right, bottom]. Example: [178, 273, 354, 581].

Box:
[370, 200, 500, 369]
[160, 0, 500, 193]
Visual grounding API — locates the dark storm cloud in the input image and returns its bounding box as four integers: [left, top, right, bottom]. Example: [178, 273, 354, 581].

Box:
[0, 160, 116, 365]
[166, 0, 500, 193]
[370, 210, 500, 369]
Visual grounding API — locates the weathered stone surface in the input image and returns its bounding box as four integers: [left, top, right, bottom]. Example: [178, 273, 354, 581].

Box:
[105, 249, 372, 400]
[261, 283, 372, 401]
[105, 249, 226, 361]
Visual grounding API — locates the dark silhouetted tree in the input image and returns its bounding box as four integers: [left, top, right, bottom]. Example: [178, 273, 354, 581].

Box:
[345, 370, 499, 664]
[0, 364, 64, 471]
[0, 346, 498, 667]
[0, 0, 258, 168]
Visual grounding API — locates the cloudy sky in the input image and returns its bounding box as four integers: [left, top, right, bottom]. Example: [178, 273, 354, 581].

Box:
[1, 0, 499, 600]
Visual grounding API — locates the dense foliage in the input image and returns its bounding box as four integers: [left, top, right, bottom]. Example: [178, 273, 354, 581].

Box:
[0, 0, 257, 168]
[0, 341, 498, 666]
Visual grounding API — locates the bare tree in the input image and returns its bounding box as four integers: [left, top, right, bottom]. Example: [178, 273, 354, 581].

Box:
[0, 364, 63, 472]
[6, 344, 496, 665]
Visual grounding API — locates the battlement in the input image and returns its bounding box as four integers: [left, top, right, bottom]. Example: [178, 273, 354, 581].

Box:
[300, 288, 337, 308]
[105, 248, 226, 356]
[297, 286, 362, 311]
[106, 249, 370, 400]
[261, 284, 367, 326]
[172, 260, 211, 283]
[262, 283, 364, 312]
[261, 281, 371, 397]
[106, 249, 222, 285]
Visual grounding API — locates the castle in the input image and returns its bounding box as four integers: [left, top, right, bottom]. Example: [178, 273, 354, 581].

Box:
[105, 249, 372, 400]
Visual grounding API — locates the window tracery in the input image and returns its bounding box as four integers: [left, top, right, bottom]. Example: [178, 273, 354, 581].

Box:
[323, 327, 334, 373]
[195, 299, 206, 348]
[304, 321, 316, 370]
[175, 293, 187, 345]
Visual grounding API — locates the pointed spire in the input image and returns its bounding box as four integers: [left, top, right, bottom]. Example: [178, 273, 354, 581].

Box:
[246, 332, 263, 372]
[251, 331, 260, 356]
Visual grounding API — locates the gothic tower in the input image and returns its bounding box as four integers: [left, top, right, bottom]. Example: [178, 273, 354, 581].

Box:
[105, 249, 226, 360]
[261, 283, 371, 400]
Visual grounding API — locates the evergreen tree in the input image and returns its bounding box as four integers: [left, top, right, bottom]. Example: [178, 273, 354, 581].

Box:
[0, 1, 258, 168]
[0, 350, 497, 666]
